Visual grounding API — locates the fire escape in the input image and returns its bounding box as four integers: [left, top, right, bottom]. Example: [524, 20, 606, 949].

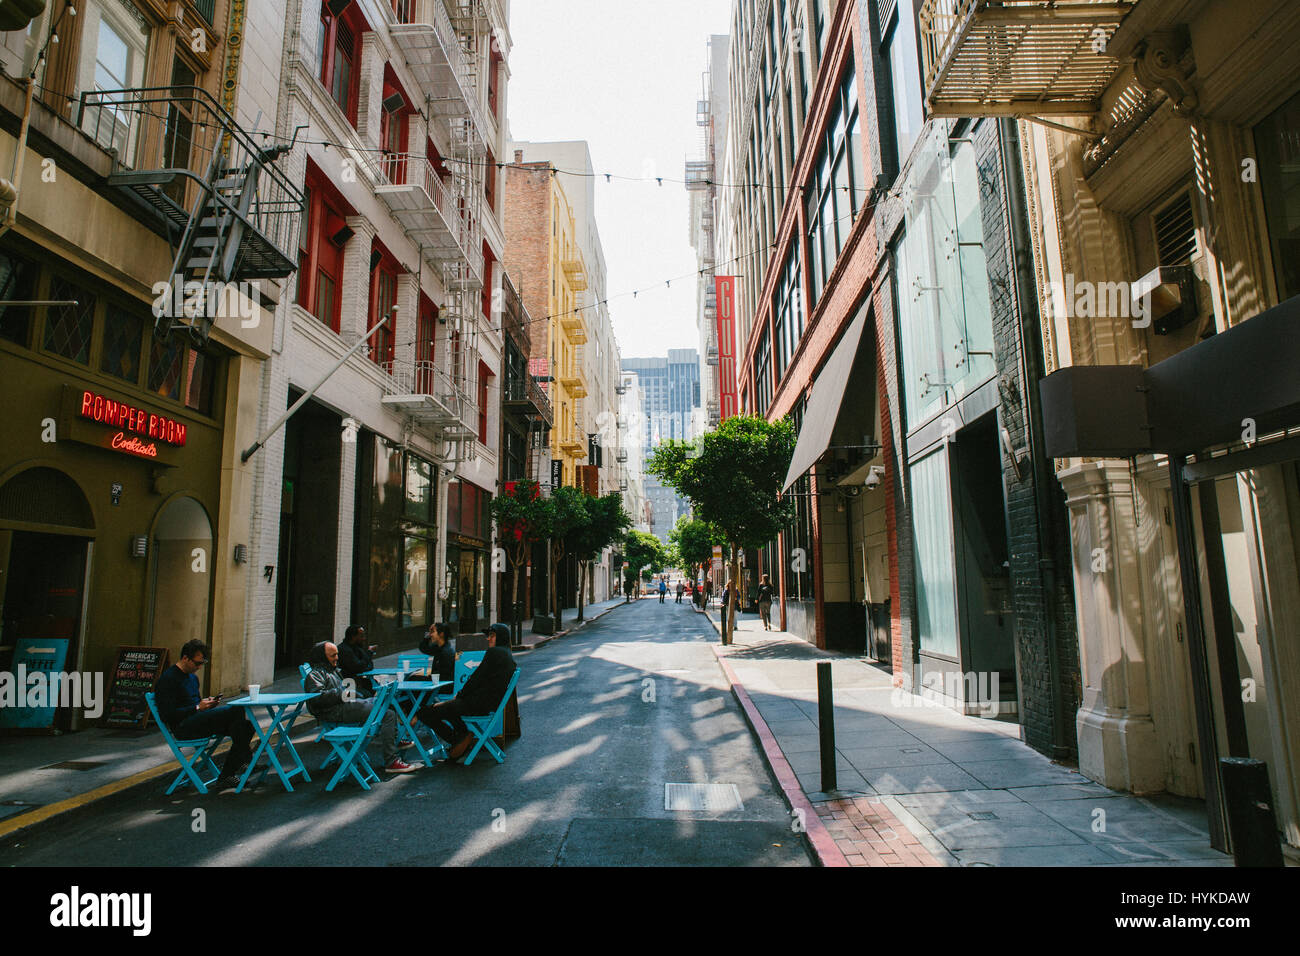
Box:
[687, 55, 721, 427]
[381, 0, 498, 461]
[77, 86, 304, 346]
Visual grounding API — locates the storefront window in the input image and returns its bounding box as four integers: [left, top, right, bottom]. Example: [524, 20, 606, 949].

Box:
[184, 348, 214, 414]
[44, 278, 95, 365]
[896, 123, 996, 431]
[101, 305, 143, 383]
[404, 454, 434, 524]
[372, 435, 404, 527]
[910, 448, 958, 657]
[1255, 89, 1300, 301]
[147, 333, 185, 399]
[369, 532, 401, 632]
[402, 536, 428, 626]
[0, 249, 37, 347]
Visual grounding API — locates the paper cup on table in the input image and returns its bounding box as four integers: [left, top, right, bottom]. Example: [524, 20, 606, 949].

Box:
[248, 684, 261, 701]
[402, 659, 411, 674]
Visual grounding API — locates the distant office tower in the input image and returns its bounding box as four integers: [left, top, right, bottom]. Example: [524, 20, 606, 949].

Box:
[623, 350, 700, 542]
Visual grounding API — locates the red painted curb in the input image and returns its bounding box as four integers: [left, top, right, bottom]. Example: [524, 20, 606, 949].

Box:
[713, 648, 850, 868]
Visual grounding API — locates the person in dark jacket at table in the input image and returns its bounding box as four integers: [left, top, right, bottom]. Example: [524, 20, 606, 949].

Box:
[336, 624, 376, 697]
[154, 639, 255, 789]
[418, 622, 457, 687]
[416, 626, 516, 761]
[303, 641, 419, 774]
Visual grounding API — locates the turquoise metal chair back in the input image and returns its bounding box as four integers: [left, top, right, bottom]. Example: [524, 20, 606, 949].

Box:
[146, 691, 223, 795]
[460, 668, 521, 767]
[322, 679, 396, 792]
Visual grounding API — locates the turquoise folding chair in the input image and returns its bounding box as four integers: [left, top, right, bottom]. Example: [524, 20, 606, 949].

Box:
[323, 680, 396, 792]
[460, 669, 520, 767]
[146, 692, 224, 795]
[300, 663, 344, 770]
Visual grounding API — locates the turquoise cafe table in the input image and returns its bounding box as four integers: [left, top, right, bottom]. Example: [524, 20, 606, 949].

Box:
[225, 692, 318, 793]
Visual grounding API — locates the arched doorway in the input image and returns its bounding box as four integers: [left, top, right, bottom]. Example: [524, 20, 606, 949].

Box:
[0, 467, 95, 731]
[148, 497, 213, 663]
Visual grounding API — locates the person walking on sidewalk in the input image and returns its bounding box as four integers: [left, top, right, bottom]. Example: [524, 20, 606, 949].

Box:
[658, 577, 667, 603]
[756, 574, 775, 631]
[675, 581, 684, 604]
[155, 639, 255, 789]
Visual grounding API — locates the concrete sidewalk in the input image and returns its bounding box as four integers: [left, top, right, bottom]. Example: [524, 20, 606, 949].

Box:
[516, 596, 628, 648]
[0, 601, 632, 838]
[701, 606, 1232, 867]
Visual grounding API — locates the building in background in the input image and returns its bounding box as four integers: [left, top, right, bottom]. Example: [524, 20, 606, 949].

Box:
[251, 0, 512, 658]
[618, 371, 650, 533]
[508, 140, 623, 602]
[0, 0, 299, 712]
[622, 349, 700, 543]
[687, 34, 730, 432]
[722, 0, 1080, 767]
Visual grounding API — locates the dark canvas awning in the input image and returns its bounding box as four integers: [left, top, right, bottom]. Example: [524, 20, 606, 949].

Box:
[1040, 294, 1300, 458]
[782, 305, 871, 492]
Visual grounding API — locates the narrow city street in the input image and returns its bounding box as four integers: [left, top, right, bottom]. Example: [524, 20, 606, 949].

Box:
[0, 601, 811, 867]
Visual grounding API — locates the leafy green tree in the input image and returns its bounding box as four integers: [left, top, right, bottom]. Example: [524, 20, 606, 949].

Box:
[622, 529, 666, 598]
[568, 492, 631, 620]
[648, 415, 795, 644]
[537, 485, 589, 630]
[670, 516, 723, 584]
[489, 479, 549, 636]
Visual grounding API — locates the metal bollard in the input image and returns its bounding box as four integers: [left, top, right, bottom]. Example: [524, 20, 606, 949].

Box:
[818, 661, 836, 792]
[1220, 757, 1284, 867]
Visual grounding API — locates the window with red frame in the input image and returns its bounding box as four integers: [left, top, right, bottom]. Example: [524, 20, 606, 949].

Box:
[368, 243, 400, 369]
[297, 163, 351, 332]
[480, 244, 495, 323]
[379, 71, 411, 184]
[416, 294, 437, 393]
[485, 149, 497, 210]
[319, 2, 365, 124]
[477, 360, 491, 444]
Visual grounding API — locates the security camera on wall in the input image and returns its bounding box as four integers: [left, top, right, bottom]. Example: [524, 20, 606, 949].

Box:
[864, 466, 885, 490]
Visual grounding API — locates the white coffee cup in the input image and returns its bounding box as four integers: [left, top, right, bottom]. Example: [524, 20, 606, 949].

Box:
[402, 658, 411, 673]
[248, 684, 261, 701]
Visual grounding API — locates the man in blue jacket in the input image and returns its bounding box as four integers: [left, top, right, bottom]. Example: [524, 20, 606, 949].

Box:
[154, 640, 255, 789]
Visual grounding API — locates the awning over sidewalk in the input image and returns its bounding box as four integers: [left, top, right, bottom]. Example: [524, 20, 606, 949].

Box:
[782, 304, 871, 492]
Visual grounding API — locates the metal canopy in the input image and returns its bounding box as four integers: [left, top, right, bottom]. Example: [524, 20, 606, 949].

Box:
[1040, 294, 1300, 459]
[919, 0, 1135, 117]
[782, 304, 871, 492]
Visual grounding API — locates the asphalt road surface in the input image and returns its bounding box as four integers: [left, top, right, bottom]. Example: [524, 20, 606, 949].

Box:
[1, 598, 812, 867]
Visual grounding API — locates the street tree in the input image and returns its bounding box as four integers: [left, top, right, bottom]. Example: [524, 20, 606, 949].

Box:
[670, 516, 723, 588]
[568, 491, 631, 621]
[538, 485, 589, 630]
[488, 479, 548, 641]
[648, 414, 795, 644]
[622, 529, 667, 598]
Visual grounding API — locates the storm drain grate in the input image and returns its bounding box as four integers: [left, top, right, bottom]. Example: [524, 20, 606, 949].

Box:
[42, 760, 106, 771]
[968, 811, 998, 821]
[665, 783, 744, 812]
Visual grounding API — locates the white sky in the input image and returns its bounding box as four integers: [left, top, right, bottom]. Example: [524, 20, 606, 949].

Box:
[506, 0, 732, 360]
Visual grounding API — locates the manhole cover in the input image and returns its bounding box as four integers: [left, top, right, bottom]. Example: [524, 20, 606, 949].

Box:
[968, 811, 998, 821]
[42, 761, 106, 771]
[664, 783, 744, 812]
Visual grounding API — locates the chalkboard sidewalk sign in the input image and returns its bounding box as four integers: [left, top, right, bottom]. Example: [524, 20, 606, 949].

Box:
[105, 646, 170, 729]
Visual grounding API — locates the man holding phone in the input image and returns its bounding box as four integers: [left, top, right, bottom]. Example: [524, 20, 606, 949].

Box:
[337, 624, 377, 697]
[154, 639, 256, 790]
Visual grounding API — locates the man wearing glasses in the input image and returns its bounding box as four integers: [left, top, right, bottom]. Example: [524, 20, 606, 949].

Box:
[154, 639, 256, 789]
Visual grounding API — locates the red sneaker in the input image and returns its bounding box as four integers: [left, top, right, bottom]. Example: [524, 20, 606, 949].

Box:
[384, 758, 420, 773]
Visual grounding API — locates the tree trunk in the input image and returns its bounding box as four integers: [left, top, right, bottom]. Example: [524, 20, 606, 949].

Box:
[725, 543, 741, 646]
[576, 559, 587, 621]
[551, 545, 564, 630]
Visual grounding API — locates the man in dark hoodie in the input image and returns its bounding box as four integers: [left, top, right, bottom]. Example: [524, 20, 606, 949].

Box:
[336, 624, 376, 697]
[415, 626, 516, 761]
[303, 641, 418, 774]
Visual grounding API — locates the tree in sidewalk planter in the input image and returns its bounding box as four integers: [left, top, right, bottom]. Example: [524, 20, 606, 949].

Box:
[648, 415, 795, 645]
[622, 529, 667, 599]
[568, 491, 631, 621]
[670, 516, 724, 595]
[537, 485, 589, 632]
[488, 479, 548, 644]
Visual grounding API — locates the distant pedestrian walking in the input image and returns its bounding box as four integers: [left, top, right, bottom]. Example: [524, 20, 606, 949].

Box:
[675, 581, 684, 603]
[757, 574, 775, 631]
[658, 577, 667, 603]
